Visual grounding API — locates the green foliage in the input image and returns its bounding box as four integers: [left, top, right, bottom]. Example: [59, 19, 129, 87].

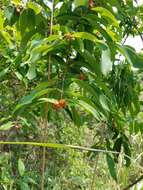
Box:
[106, 154, 117, 181]
[0, 0, 143, 189]
[18, 159, 25, 176]
[0, 122, 14, 131]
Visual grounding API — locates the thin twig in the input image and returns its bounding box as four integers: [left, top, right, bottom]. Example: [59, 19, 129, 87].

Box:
[0, 141, 143, 171]
[48, 0, 54, 80]
[41, 119, 47, 190]
[60, 74, 65, 99]
[136, 28, 143, 43]
[122, 34, 129, 45]
[132, 16, 143, 43]
[122, 175, 143, 190]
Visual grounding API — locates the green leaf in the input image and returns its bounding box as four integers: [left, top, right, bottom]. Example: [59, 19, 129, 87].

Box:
[25, 177, 37, 185]
[0, 122, 14, 131]
[19, 10, 28, 35]
[14, 88, 60, 113]
[35, 80, 57, 91]
[78, 100, 100, 120]
[38, 98, 58, 104]
[99, 94, 110, 112]
[19, 9, 35, 36]
[18, 159, 25, 176]
[20, 182, 30, 190]
[27, 36, 64, 60]
[0, 31, 12, 45]
[101, 47, 112, 75]
[106, 28, 119, 42]
[11, 0, 21, 5]
[122, 138, 131, 167]
[27, 51, 41, 66]
[4, 6, 14, 21]
[0, 68, 9, 78]
[73, 0, 88, 10]
[113, 137, 122, 153]
[117, 45, 143, 69]
[73, 79, 99, 98]
[83, 14, 119, 42]
[44, 1, 53, 10]
[26, 64, 36, 80]
[113, 137, 122, 161]
[78, 50, 101, 75]
[15, 71, 23, 81]
[20, 29, 38, 48]
[0, 13, 4, 29]
[106, 154, 117, 181]
[72, 32, 107, 48]
[27, 2, 42, 15]
[69, 106, 81, 127]
[92, 7, 119, 27]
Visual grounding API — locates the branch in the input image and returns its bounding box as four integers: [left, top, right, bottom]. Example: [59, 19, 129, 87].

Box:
[41, 1, 54, 189]
[122, 34, 129, 45]
[133, 17, 143, 43]
[0, 141, 142, 169]
[136, 28, 143, 43]
[122, 175, 143, 190]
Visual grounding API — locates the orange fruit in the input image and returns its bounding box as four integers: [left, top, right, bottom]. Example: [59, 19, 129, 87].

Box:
[53, 102, 61, 110]
[88, 0, 94, 8]
[53, 99, 67, 110]
[79, 73, 86, 80]
[58, 99, 67, 108]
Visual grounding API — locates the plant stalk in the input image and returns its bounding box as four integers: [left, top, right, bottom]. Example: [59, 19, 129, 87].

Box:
[90, 154, 99, 190]
[41, 1, 54, 190]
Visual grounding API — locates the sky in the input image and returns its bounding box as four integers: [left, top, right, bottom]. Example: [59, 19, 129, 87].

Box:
[138, 0, 143, 5]
[125, 36, 143, 52]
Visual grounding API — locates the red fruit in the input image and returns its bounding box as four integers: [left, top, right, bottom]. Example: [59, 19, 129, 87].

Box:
[58, 99, 67, 108]
[79, 73, 86, 80]
[53, 102, 61, 110]
[53, 99, 67, 110]
[88, 0, 94, 8]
